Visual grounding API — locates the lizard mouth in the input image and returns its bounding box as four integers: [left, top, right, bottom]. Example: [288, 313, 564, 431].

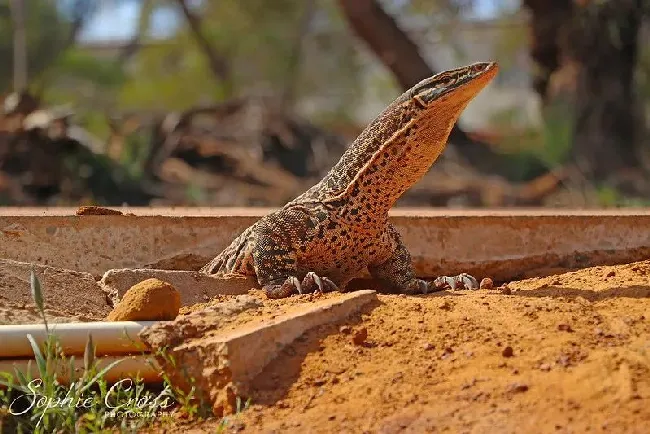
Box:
[413, 62, 498, 104]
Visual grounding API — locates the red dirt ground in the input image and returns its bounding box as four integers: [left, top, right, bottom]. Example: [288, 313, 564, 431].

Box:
[150, 260, 650, 433]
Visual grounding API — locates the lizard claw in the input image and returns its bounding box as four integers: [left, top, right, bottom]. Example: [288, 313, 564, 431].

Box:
[431, 273, 479, 291]
[431, 276, 457, 290]
[263, 276, 302, 299]
[302, 272, 339, 294]
[292, 276, 303, 294]
[458, 273, 479, 290]
[263, 274, 340, 299]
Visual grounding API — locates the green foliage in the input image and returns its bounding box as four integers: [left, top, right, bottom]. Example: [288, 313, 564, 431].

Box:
[595, 185, 650, 207]
[40, 49, 128, 137]
[482, 99, 577, 182]
[119, 38, 226, 110]
[46, 48, 126, 89]
[0, 0, 82, 91]
[119, 131, 153, 180]
[215, 396, 252, 434]
[536, 103, 575, 167]
[151, 347, 212, 420]
[119, 0, 364, 117]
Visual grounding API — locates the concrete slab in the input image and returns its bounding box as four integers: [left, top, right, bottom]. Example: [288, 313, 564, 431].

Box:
[100, 269, 257, 306]
[1, 208, 650, 282]
[0, 259, 111, 319]
[138, 289, 377, 415]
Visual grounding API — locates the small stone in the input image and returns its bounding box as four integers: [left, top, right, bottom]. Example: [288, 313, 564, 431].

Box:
[339, 325, 352, 335]
[461, 378, 477, 389]
[506, 383, 529, 394]
[76, 205, 123, 216]
[352, 327, 368, 346]
[539, 363, 551, 372]
[480, 278, 494, 289]
[502, 346, 514, 357]
[439, 300, 452, 311]
[557, 354, 571, 367]
[594, 328, 604, 336]
[500, 286, 512, 295]
[557, 324, 573, 332]
[606, 270, 616, 277]
[567, 399, 581, 410]
[422, 342, 434, 351]
[106, 278, 180, 321]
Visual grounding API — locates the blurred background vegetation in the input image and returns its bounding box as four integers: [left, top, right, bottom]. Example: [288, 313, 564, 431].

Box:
[0, 0, 649, 208]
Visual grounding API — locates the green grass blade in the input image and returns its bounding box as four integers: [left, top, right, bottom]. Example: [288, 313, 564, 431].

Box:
[79, 358, 124, 394]
[26, 334, 47, 378]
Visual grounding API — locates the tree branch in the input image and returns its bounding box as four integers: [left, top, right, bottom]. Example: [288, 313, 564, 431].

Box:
[175, 0, 230, 84]
[117, 0, 153, 65]
[10, 0, 27, 91]
[337, 0, 543, 178]
[338, 0, 431, 90]
[280, 0, 316, 112]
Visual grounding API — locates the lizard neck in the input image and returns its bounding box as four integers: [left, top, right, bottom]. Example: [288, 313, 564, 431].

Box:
[290, 97, 409, 207]
[333, 120, 453, 222]
[291, 62, 496, 221]
[292, 101, 458, 225]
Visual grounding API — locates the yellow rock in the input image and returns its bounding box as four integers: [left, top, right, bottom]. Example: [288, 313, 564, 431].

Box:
[106, 278, 180, 321]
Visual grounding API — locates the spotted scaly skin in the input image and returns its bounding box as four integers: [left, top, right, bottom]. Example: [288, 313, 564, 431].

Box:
[201, 62, 499, 298]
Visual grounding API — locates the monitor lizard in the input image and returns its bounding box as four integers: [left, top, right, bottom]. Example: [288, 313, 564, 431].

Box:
[201, 61, 499, 298]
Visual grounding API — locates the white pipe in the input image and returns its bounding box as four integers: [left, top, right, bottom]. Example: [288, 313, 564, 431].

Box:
[0, 355, 161, 384]
[0, 321, 164, 358]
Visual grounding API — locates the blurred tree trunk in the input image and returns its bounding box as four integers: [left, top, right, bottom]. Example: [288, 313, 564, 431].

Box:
[280, 0, 316, 112]
[64, 0, 96, 49]
[524, 0, 644, 182]
[118, 0, 154, 65]
[570, 0, 642, 180]
[522, 0, 574, 102]
[175, 0, 231, 91]
[337, 0, 433, 91]
[10, 0, 27, 91]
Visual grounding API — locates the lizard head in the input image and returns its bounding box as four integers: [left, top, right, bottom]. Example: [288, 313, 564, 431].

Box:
[393, 61, 498, 152]
[410, 62, 498, 108]
[345, 62, 498, 206]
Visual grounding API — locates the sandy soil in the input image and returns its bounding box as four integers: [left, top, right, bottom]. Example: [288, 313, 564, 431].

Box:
[4, 258, 648, 432]
[163, 260, 650, 433]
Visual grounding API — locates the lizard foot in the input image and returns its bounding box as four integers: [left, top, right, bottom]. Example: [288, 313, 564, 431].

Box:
[263, 276, 302, 299]
[430, 273, 479, 291]
[302, 272, 339, 295]
[263, 273, 339, 299]
[399, 279, 430, 295]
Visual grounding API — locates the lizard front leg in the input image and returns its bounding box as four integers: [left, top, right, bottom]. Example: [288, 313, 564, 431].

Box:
[369, 224, 478, 294]
[251, 227, 338, 299]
